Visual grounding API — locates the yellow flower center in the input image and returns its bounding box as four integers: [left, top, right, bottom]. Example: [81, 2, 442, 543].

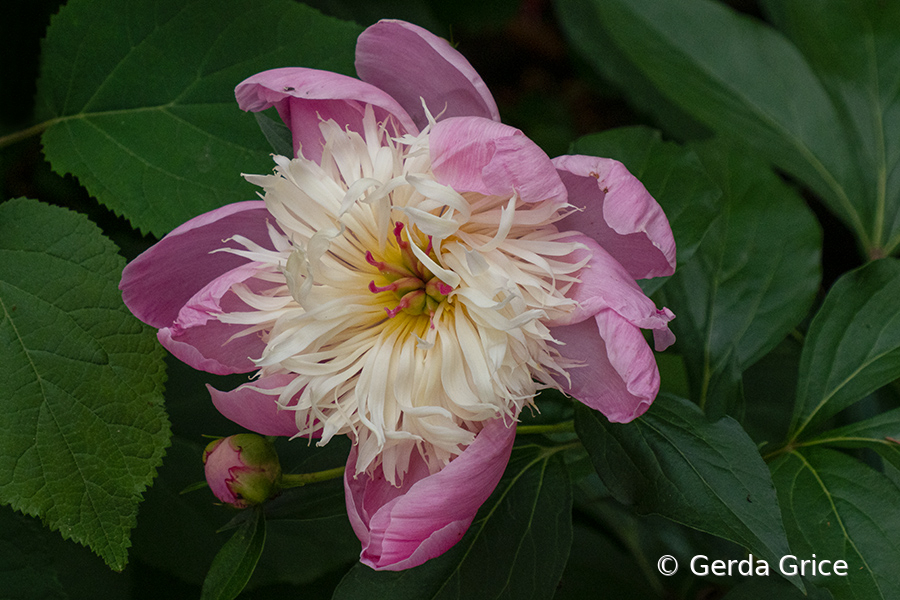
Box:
[366, 222, 454, 319]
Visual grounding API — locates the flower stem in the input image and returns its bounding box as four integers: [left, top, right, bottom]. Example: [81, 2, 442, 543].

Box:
[0, 120, 53, 149]
[516, 420, 575, 436]
[280, 466, 345, 488]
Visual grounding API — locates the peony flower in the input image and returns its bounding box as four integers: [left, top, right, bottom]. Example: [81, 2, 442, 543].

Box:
[120, 19, 675, 570]
[203, 434, 282, 508]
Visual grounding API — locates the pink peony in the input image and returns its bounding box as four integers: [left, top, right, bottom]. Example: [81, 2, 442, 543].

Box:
[120, 19, 675, 570]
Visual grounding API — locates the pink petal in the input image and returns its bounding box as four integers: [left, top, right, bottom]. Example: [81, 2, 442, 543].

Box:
[553, 155, 676, 280]
[551, 309, 662, 423]
[430, 117, 567, 204]
[207, 374, 307, 437]
[345, 417, 516, 570]
[235, 68, 417, 163]
[156, 262, 271, 375]
[548, 234, 674, 350]
[355, 20, 500, 130]
[120, 201, 272, 329]
[203, 438, 243, 505]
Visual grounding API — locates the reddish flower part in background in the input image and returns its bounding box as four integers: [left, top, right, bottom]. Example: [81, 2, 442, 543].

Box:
[203, 434, 282, 508]
[120, 19, 675, 570]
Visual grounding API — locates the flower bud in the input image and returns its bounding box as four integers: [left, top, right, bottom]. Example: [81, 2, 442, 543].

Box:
[203, 434, 282, 508]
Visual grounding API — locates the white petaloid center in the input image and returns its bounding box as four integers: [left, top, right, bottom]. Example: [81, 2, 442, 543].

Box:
[221, 107, 585, 484]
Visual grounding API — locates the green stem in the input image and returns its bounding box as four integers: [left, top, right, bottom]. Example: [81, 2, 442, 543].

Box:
[0, 120, 53, 149]
[761, 444, 792, 463]
[540, 440, 583, 456]
[278, 424, 578, 488]
[280, 466, 345, 488]
[516, 420, 575, 436]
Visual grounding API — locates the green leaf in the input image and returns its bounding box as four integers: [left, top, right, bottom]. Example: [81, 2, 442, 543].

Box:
[332, 444, 573, 600]
[575, 395, 801, 591]
[572, 0, 875, 254]
[802, 408, 900, 471]
[201, 506, 267, 600]
[761, 0, 900, 257]
[37, 0, 362, 237]
[254, 111, 294, 158]
[658, 139, 821, 413]
[0, 198, 169, 571]
[790, 259, 900, 441]
[771, 448, 900, 599]
[569, 126, 721, 295]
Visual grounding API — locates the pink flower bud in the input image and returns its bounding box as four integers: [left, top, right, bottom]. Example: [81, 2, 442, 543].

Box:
[203, 434, 282, 508]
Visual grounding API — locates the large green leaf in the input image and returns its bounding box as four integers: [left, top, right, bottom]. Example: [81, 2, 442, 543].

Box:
[332, 444, 573, 600]
[761, 0, 900, 257]
[802, 408, 900, 471]
[658, 139, 821, 413]
[575, 395, 800, 590]
[565, 0, 894, 257]
[0, 198, 169, 570]
[790, 259, 900, 441]
[771, 448, 900, 599]
[37, 0, 362, 237]
[569, 126, 720, 295]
